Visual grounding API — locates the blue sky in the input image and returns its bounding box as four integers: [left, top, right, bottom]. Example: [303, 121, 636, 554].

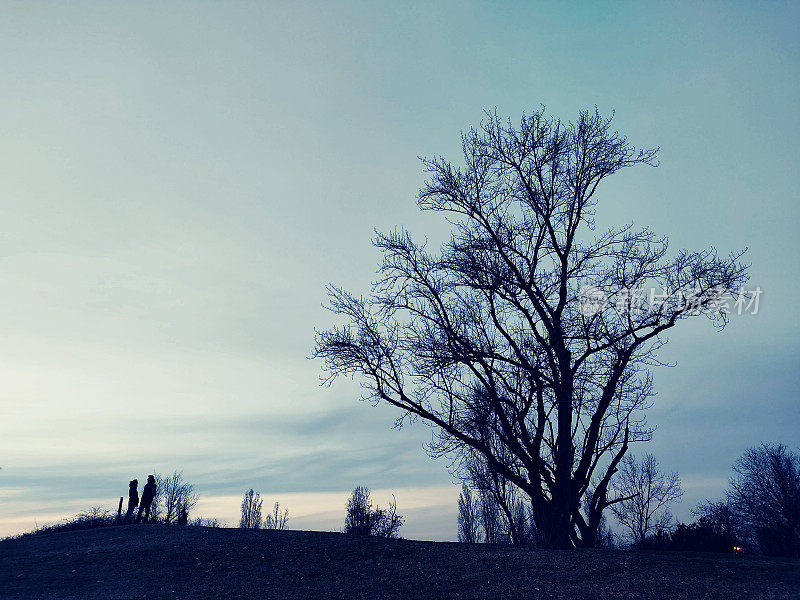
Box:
[0, 1, 798, 540]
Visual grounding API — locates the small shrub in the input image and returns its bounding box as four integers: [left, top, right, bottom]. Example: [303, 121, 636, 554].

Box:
[189, 517, 224, 528]
[344, 486, 403, 538]
[13, 506, 116, 539]
[263, 501, 289, 530]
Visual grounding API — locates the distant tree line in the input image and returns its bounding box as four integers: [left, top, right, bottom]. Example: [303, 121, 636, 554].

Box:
[659, 443, 799, 557]
[240, 485, 404, 538]
[456, 442, 800, 557]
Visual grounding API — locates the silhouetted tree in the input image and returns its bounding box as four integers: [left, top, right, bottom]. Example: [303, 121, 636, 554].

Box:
[315, 108, 749, 548]
[464, 446, 524, 544]
[344, 486, 373, 536]
[728, 443, 800, 556]
[373, 497, 404, 538]
[457, 483, 481, 543]
[344, 486, 403, 538]
[240, 489, 263, 529]
[479, 488, 502, 545]
[160, 471, 198, 524]
[263, 501, 289, 530]
[610, 453, 683, 546]
[511, 497, 536, 545]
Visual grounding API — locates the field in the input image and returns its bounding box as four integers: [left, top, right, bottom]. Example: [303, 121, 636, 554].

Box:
[1, 526, 798, 599]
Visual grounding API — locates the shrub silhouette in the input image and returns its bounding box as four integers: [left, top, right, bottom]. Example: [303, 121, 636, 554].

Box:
[344, 486, 403, 538]
[263, 501, 289, 530]
[11, 506, 116, 539]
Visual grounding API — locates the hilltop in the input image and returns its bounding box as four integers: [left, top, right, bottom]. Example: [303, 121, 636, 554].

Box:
[1, 526, 798, 599]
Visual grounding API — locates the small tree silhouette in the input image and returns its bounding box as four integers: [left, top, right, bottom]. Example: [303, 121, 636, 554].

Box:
[610, 453, 683, 546]
[263, 501, 289, 530]
[157, 471, 198, 524]
[457, 484, 480, 543]
[344, 486, 403, 538]
[240, 489, 263, 529]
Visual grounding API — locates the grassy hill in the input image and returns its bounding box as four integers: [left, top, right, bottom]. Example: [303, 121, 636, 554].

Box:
[1, 526, 798, 599]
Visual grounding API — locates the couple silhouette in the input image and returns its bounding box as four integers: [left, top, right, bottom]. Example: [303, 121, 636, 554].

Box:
[123, 475, 157, 524]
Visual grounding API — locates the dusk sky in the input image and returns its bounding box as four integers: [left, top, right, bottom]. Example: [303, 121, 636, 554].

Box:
[1, 2, 798, 541]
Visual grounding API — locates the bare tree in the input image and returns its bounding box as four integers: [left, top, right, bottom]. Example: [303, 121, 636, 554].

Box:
[315, 107, 748, 547]
[511, 497, 538, 546]
[240, 489, 263, 529]
[148, 475, 165, 523]
[158, 471, 199, 525]
[457, 483, 481, 543]
[728, 443, 800, 556]
[479, 488, 502, 545]
[373, 496, 404, 539]
[343, 486, 403, 538]
[609, 453, 683, 546]
[263, 501, 289, 530]
[464, 445, 524, 545]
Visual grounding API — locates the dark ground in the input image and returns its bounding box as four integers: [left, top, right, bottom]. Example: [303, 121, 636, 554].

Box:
[1, 526, 798, 600]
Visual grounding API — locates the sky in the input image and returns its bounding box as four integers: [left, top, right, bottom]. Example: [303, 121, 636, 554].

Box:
[0, 1, 798, 541]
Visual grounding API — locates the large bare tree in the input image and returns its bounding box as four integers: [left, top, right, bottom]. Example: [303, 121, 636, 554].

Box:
[315, 108, 748, 548]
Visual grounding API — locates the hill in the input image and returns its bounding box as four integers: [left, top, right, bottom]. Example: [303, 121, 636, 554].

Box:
[1, 526, 798, 599]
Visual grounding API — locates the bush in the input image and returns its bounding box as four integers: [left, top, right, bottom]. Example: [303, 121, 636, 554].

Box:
[263, 501, 289, 530]
[344, 486, 403, 538]
[189, 517, 224, 528]
[11, 506, 116, 539]
[670, 518, 739, 553]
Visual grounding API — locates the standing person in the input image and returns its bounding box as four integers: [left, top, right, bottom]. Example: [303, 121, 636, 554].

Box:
[123, 479, 139, 524]
[136, 475, 157, 524]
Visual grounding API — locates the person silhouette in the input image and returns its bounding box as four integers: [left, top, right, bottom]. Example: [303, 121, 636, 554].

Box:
[136, 475, 157, 524]
[123, 479, 139, 524]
